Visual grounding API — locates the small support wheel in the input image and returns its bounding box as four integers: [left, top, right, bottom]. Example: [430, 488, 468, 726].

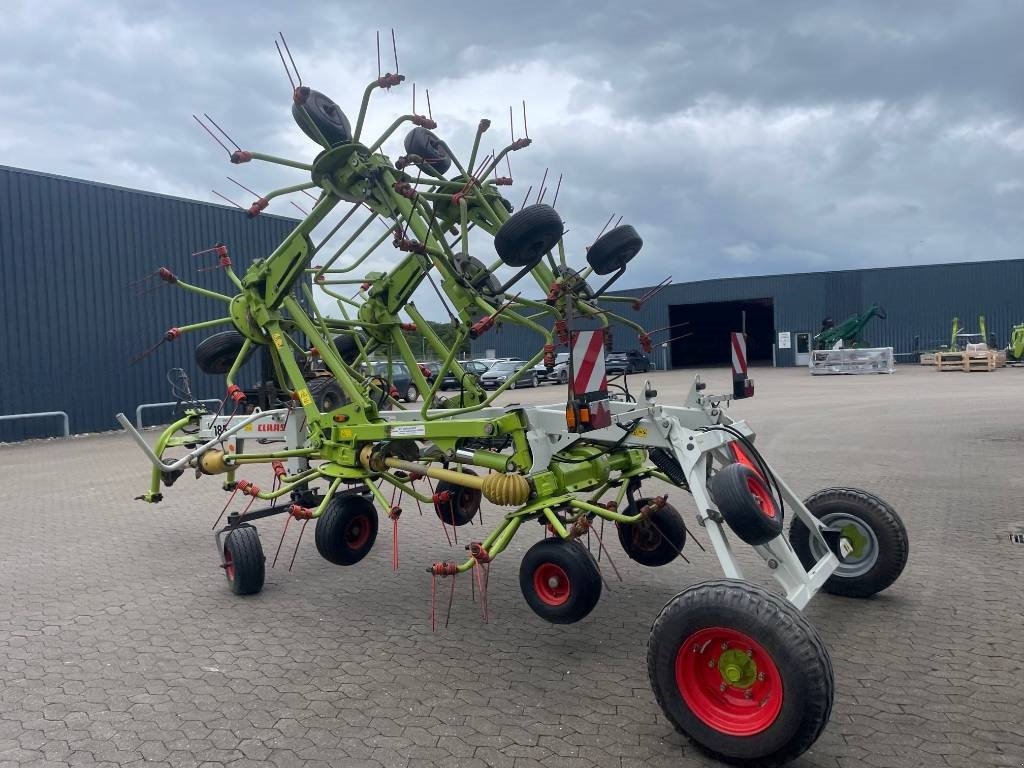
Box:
[315, 494, 378, 565]
[307, 377, 345, 412]
[710, 463, 783, 546]
[195, 330, 251, 375]
[648, 579, 833, 766]
[493, 204, 563, 268]
[433, 468, 481, 527]
[404, 384, 419, 403]
[404, 127, 452, 174]
[789, 487, 909, 598]
[519, 538, 601, 624]
[586, 224, 643, 275]
[222, 525, 265, 596]
[617, 499, 686, 567]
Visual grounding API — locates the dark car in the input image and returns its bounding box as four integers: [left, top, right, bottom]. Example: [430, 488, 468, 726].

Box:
[605, 350, 651, 375]
[366, 361, 419, 402]
[479, 360, 538, 389]
[439, 360, 490, 390]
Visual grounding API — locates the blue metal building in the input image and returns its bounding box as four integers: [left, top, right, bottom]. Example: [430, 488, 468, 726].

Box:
[0, 165, 299, 441]
[470, 260, 1024, 368]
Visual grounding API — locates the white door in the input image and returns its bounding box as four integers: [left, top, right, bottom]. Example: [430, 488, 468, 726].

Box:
[794, 333, 812, 366]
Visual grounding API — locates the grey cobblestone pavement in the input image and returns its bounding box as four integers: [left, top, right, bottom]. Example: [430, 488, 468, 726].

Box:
[1, 366, 1022, 768]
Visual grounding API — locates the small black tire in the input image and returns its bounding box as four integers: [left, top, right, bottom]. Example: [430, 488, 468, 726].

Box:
[223, 525, 265, 596]
[195, 330, 251, 375]
[433, 468, 481, 527]
[519, 538, 602, 624]
[648, 579, 833, 766]
[617, 499, 687, 567]
[403, 126, 452, 174]
[315, 495, 378, 566]
[403, 384, 419, 403]
[292, 88, 352, 147]
[493, 204, 563, 268]
[307, 377, 345, 412]
[789, 488, 909, 598]
[711, 463, 783, 546]
[586, 224, 643, 275]
[331, 333, 363, 365]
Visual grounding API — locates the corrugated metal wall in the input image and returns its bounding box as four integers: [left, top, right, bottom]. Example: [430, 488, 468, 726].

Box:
[0, 165, 299, 441]
[470, 260, 1024, 368]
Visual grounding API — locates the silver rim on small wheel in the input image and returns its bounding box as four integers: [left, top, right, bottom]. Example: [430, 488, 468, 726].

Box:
[808, 512, 879, 579]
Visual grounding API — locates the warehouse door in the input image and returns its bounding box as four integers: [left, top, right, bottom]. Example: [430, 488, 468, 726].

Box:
[667, 298, 774, 368]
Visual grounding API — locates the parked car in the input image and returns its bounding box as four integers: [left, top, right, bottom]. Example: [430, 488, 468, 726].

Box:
[480, 360, 538, 389]
[533, 352, 571, 384]
[439, 359, 490, 390]
[366, 361, 418, 402]
[605, 350, 651, 375]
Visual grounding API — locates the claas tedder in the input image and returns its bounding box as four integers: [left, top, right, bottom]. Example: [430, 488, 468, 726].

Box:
[117, 34, 909, 766]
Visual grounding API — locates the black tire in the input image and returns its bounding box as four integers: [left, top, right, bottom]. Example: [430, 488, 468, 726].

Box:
[433, 468, 480, 527]
[307, 377, 345, 412]
[711, 463, 783, 546]
[292, 88, 352, 147]
[195, 330, 251, 375]
[315, 494, 378, 566]
[617, 499, 687, 567]
[558, 368, 568, 384]
[648, 579, 833, 766]
[493, 204, 563, 268]
[586, 224, 643, 275]
[223, 525, 265, 596]
[403, 384, 419, 403]
[519, 538, 602, 624]
[789, 488, 908, 598]
[404, 126, 452, 174]
[331, 333, 363, 365]
[531, 373, 539, 388]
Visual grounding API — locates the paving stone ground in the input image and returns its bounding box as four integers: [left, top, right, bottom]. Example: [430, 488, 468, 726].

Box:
[1, 365, 1023, 768]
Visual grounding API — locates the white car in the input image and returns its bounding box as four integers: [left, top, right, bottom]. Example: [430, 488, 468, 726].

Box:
[533, 352, 570, 384]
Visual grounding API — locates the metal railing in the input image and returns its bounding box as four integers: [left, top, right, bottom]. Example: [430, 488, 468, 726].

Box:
[135, 400, 222, 429]
[0, 411, 70, 438]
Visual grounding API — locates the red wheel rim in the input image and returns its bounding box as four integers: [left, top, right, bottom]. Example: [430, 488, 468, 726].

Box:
[345, 514, 371, 550]
[223, 545, 235, 582]
[729, 442, 766, 483]
[675, 626, 783, 736]
[746, 477, 777, 520]
[533, 563, 571, 606]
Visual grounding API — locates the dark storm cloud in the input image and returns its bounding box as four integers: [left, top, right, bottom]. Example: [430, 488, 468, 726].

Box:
[1, 0, 1021, 316]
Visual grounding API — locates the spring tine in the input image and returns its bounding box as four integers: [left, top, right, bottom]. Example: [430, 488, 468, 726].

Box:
[291, 201, 309, 216]
[226, 176, 260, 198]
[426, 89, 432, 120]
[522, 100, 529, 139]
[275, 41, 296, 91]
[288, 519, 309, 571]
[391, 28, 399, 74]
[204, 113, 242, 151]
[193, 115, 231, 156]
[592, 213, 615, 245]
[535, 168, 548, 204]
[211, 190, 245, 210]
[551, 173, 563, 208]
[279, 32, 302, 87]
[519, 185, 533, 210]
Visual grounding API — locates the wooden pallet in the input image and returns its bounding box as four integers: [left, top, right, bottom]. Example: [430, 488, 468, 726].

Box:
[920, 352, 937, 366]
[935, 351, 964, 371]
[963, 353, 996, 372]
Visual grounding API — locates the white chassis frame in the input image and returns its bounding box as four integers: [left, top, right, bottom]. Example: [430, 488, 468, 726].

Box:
[147, 376, 839, 611]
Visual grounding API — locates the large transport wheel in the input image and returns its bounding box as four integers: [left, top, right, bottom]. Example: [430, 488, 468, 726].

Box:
[493, 204, 564, 268]
[711, 463, 783, 546]
[617, 499, 687, 567]
[195, 330, 252, 375]
[789, 487, 909, 598]
[315, 494, 378, 566]
[307, 377, 345, 412]
[519, 538, 602, 624]
[648, 580, 833, 767]
[222, 525, 265, 596]
[433, 468, 481, 527]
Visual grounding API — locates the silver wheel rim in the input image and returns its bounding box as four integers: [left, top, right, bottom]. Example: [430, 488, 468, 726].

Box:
[808, 512, 879, 578]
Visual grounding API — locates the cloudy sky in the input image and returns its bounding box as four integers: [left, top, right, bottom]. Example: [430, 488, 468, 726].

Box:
[1, 0, 1022, 317]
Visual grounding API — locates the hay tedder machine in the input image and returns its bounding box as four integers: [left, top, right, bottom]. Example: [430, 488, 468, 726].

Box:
[117, 36, 909, 766]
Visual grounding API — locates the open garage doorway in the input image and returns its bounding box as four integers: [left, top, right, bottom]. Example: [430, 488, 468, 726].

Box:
[668, 298, 775, 367]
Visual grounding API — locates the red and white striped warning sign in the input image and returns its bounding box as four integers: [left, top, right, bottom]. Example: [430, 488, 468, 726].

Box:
[730, 332, 747, 378]
[572, 330, 608, 394]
